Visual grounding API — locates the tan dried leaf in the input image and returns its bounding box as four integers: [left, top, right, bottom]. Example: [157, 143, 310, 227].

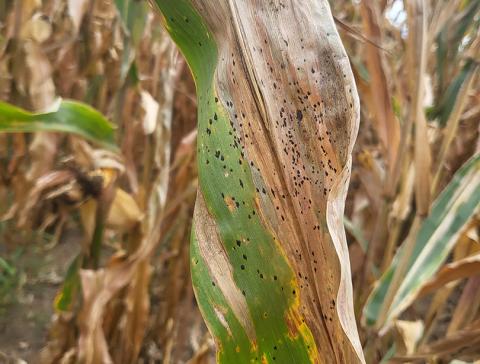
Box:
[106, 188, 144, 231]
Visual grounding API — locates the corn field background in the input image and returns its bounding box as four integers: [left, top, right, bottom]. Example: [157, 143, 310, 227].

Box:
[0, 0, 479, 363]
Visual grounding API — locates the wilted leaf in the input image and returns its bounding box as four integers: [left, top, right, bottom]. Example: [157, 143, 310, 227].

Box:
[446, 275, 480, 336]
[21, 13, 52, 43]
[68, 0, 90, 33]
[406, 0, 431, 215]
[106, 188, 144, 230]
[360, 0, 400, 174]
[392, 320, 423, 356]
[140, 91, 159, 135]
[394, 319, 480, 362]
[418, 253, 480, 298]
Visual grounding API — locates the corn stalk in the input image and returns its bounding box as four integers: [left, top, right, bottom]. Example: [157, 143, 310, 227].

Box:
[152, 1, 364, 363]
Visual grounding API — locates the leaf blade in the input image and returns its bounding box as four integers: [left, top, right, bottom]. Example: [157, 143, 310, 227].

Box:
[363, 155, 480, 328]
[0, 99, 118, 151]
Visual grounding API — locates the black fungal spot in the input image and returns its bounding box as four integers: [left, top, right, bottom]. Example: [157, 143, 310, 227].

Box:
[296, 110, 303, 122]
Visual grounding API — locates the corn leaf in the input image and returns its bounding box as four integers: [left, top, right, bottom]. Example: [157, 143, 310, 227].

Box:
[55, 254, 81, 312]
[153, 0, 365, 363]
[431, 1, 480, 126]
[0, 99, 117, 151]
[364, 155, 480, 328]
[114, 0, 148, 45]
[428, 59, 479, 126]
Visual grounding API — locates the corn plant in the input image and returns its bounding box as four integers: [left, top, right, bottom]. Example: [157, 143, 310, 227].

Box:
[1, 0, 479, 363]
[151, 1, 365, 362]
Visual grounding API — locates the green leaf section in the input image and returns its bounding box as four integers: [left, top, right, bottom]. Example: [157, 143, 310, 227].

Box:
[114, 0, 148, 82]
[364, 155, 480, 327]
[427, 58, 478, 126]
[114, 0, 149, 46]
[55, 255, 81, 312]
[430, 1, 480, 126]
[190, 231, 255, 363]
[0, 100, 117, 151]
[153, 1, 318, 362]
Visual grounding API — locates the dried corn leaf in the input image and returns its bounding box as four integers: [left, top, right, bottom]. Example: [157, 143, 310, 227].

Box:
[418, 253, 480, 298]
[360, 0, 400, 173]
[106, 188, 143, 230]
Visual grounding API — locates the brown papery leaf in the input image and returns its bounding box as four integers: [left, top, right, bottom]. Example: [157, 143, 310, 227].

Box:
[406, 0, 431, 215]
[67, 0, 90, 34]
[394, 320, 480, 361]
[360, 0, 400, 175]
[446, 275, 480, 336]
[77, 249, 156, 364]
[106, 188, 144, 231]
[418, 253, 480, 298]
[392, 320, 424, 356]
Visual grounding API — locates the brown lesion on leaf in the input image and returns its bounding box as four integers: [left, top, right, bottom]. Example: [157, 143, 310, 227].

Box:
[261, 353, 269, 364]
[224, 195, 237, 212]
[284, 308, 302, 340]
[213, 305, 233, 337]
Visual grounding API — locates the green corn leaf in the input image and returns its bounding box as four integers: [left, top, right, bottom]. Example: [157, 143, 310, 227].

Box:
[428, 59, 478, 126]
[432, 1, 480, 123]
[0, 99, 118, 151]
[0, 256, 15, 277]
[363, 155, 480, 328]
[114, 0, 149, 46]
[153, 1, 365, 363]
[55, 255, 82, 312]
[114, 0, 148, 82]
